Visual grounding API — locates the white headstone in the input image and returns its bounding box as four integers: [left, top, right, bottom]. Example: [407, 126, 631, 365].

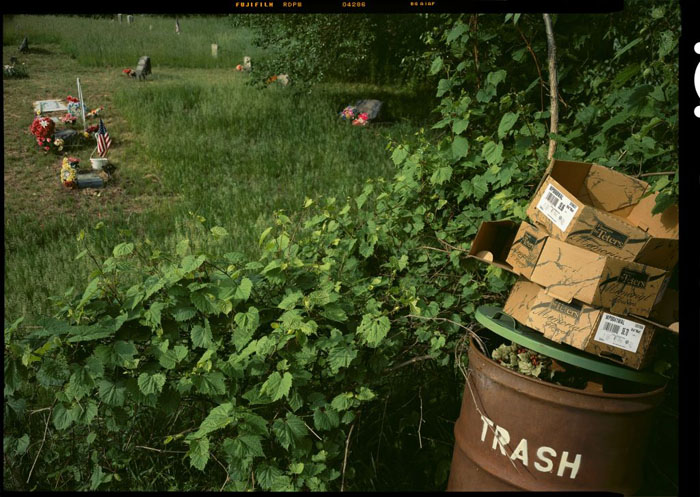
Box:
[211, 44, 218, 58]
[117, 13, 122, 23]
[277, 74, 289, 86]
[127, 15, 134, 24]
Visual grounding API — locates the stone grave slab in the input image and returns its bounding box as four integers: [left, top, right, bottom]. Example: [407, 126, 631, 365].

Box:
[33, 99, 68, 115]
[354, 99, 383, 120]
[134, 56, 151, 80]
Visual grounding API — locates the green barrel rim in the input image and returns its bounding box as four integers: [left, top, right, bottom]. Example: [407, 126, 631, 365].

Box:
[475, 305, 666, 386]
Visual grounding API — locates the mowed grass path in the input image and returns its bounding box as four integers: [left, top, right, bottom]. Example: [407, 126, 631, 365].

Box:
[4, 15, 432, 323]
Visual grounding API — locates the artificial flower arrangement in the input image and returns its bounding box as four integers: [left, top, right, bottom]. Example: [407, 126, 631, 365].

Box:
[266, 74, 278, 84]
[86, 106, 104, 119]
[352, 112, 369, 126]
[67, 100, 89, 118]
[60, 157, 80, 188]
[235, 64, 243, 71]
[29, 116, 100, 153]
[339, 106, 369, 126]
[29, 116, 56, 151]
[123, 68, 135, 77]
[60, 113, 77, 125]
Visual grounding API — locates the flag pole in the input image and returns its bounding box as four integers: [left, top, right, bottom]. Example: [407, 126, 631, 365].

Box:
[77, 77, 87, 131]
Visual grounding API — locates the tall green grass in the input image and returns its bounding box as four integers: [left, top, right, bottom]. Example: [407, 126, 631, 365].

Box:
[3, 15, 263, 68]
[112, 76, 420, 256]
[3, 16, 435, 322]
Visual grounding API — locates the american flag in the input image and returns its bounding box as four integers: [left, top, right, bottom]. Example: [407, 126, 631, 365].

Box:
[96, 118, 112, 157]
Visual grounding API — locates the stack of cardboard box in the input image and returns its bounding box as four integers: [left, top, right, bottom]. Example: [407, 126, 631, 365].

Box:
[468, 160, 679, 370]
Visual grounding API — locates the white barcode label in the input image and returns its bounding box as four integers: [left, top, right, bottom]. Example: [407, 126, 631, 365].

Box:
[593, 313, 645, 353]
[535, 184, 579, 232]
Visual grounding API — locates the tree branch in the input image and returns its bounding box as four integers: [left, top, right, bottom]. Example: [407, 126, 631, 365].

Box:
[340, 423, 356, 492]
[535, 13, 560, 193]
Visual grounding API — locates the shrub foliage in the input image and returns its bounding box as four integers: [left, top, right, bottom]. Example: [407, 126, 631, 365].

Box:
[4, 3, 679, 491]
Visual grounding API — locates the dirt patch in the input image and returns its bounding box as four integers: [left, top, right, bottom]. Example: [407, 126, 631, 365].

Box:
[3, 43, 166, 221]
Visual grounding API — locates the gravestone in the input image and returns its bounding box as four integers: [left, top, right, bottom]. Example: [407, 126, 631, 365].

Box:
[243, 56, 251, 71]
[10, 56, 18, 65]
[19, 37, 29, 53]
[175, 19, 181, 34]
[77, 173, 104, 189]
[33, 99, 68, 115]
[211, 44, 218, 58]
[277, 74, 289, 86]
[117, 13, 122, 23]
[354, 99, 383, 120]
[54, 129, 79, 145]
[134, 56, 151, 81]
[127, 15, 134, 24]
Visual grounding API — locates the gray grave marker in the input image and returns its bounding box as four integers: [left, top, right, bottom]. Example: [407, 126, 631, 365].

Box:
[134, 56, 151, 81]
[19, 37, 29, 53]
[77, 173, 105, 189]
[354, 99, 383, 120]
[127, 15, 134, 24]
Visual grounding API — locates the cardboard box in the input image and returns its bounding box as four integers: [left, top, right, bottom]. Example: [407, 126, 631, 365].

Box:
[469, 220, 670, 317]
[466, 220, 519, 273]
[528, 237, 669, 318]
[504, 279, 657, 370]
[526, 160, 678, 270]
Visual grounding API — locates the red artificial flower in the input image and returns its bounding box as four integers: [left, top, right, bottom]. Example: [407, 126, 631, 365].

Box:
[236, 64, 243, 71]
[123, 68, 132, 75]
[66, 95, 79, 103]
[29, 117, 55, 139]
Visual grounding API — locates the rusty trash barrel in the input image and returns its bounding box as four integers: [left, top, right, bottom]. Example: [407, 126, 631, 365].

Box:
[447, 337, 665, 494]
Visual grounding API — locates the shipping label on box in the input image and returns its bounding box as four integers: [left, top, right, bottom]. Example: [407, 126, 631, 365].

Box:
[529, 237, 669, 318]
[526, 160, 678, 270]
[504, 279, 656, 370]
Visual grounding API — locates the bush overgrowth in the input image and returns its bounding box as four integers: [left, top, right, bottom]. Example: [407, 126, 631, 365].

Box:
[4, 4, 679, 492]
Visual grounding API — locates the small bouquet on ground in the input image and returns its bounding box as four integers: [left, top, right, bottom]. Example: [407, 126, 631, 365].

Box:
[86, 106, 104, 119]
[3, 62, 28, 79]
[29, 116, 56, 152]
[60, 157, 80, 188]
[340, 106, 357, 121]
[122, 68, 135, 78]
[339, 106, 370, 126]
[83, 124, 99, 139]
[60, 113, 77, 125]
[235, 64, 243, 71]
[352, 112, 369, 126]
[266, 74, 278, 84]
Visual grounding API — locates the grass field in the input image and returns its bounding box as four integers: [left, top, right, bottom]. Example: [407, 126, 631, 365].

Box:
[3, 15, 436, 323]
